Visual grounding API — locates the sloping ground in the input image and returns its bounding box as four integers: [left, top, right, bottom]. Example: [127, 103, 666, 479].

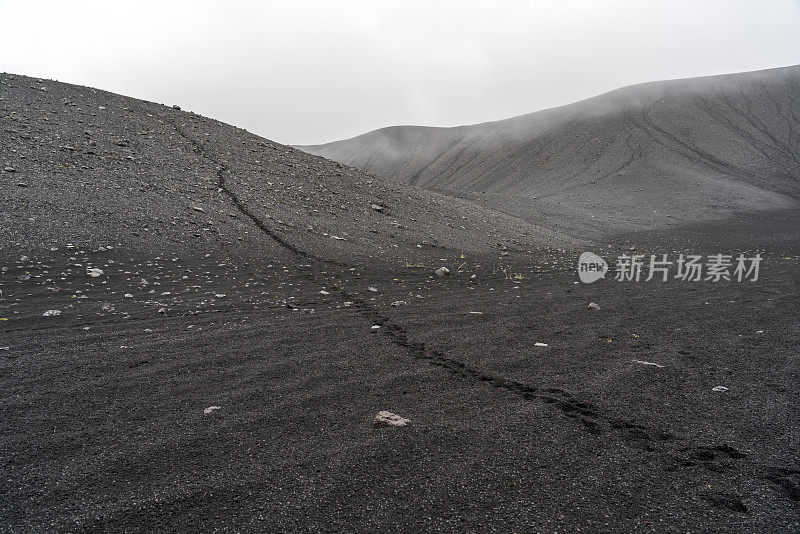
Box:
[0, 73, 571, 269]
[301, 65, 800, 235]
[1, 73, 798, 532]
[1, 210, 798, 531]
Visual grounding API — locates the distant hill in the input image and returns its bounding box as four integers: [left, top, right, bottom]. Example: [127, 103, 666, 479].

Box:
[300, 65, 800, 234]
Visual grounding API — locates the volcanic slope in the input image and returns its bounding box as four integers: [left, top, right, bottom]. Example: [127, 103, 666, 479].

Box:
[301, 65, 800, 237]
[0, 73, 570, 268]
[1, 73, 799, 532]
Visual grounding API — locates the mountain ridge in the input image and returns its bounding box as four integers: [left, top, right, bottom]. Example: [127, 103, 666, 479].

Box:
[299, 64, 800, 234]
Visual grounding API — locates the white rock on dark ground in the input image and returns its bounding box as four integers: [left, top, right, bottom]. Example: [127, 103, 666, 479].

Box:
[588, 302, 600, 310]
[42, 309, 61, 317]
[372, 411, 410, 428]
[435, 267, 450, 277]
[632, 359, 664, 368]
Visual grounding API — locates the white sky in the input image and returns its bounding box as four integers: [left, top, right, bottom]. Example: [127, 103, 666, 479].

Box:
[1, 0, 799, 145]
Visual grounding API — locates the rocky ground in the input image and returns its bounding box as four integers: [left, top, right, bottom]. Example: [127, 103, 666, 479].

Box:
[1, 73, 798, 531]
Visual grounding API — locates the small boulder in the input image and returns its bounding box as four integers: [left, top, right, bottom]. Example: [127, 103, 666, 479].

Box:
[435, 267, 450, 277]
[588, 302, 600, 310]
[42, 309, 61, 317]
[372, 411, 410, 428]
[87, 268, 104, 278]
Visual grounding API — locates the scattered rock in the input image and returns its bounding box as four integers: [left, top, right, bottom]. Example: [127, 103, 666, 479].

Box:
[712, 386, 729, 392]
[435, 266, 450, 277]
[86, 268, 104, 277]
[534, 342, 548, 347]
[173, 105, 181, 110]
[632, 359, 664, 368]
[391, 300, 406, 307]
[368, 286, 378, 292]
[371, 325, 381, 331]
[319, 290, 330, 295]
[588, 302, 600, 310]
[192, 206, 205, 213]
[371, 204, 384, 212]
[3, 166, 15, 173]
[124, 293, 133, 298]
[203, 406, 220, 415]
[372, 411, 410, 428]
[42, 309, 61, 317]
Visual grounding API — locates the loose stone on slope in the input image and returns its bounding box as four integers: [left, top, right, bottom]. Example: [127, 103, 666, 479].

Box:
[372, 411, 410, 428]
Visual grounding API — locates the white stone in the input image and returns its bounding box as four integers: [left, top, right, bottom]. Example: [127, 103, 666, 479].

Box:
[372, 411, 410, 428]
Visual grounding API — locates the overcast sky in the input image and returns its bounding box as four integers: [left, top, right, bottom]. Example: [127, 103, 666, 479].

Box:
[2, 0, 799, 145]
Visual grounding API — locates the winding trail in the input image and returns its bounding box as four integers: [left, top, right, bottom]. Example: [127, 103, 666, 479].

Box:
[165, 117, 752, 463]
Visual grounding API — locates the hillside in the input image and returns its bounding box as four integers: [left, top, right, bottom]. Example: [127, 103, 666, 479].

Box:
[0, 73, 569, 268]
[1, 71, 798, 531]
[301, 65, 800, 234]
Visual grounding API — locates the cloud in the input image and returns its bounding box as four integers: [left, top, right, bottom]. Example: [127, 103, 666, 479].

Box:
[1, 0, 799, 144]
